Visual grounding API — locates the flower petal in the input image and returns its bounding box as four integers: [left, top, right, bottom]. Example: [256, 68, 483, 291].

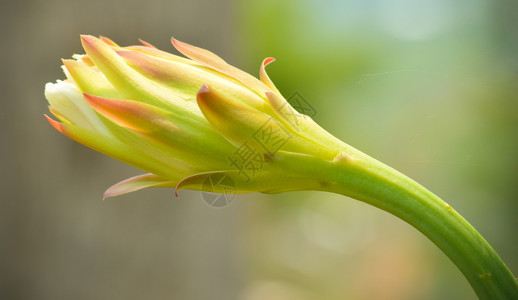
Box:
[197, 84, 338, 158]
[259, 57, 280, 94]
[62, 59, 121, 99]
[171, 37, 272, 97]
[124, 45, 199, 66]
[84, 93, 234, 170]
[117, 49, 264, 106]
[265, 92, 342, 159]
[45, 80, 112, 135]
[265, 91, 303, 132]
[103, 173, 177, 199]
[45, 115, 182, 179]
[266, 92, 350, 155]
[138, 38, 157, 48]
[48, 106, 72, 124]
[196, 84, 273, 150]
[99, 36, 119, 47]
[197, 84, 330, 157]
[80, 35, 200, 117]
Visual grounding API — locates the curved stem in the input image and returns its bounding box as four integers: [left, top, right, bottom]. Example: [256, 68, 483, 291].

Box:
[273, 151, 518, 299]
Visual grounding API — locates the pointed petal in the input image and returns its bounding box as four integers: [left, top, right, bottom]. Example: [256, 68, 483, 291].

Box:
[99, 36, 119, 47]
[103, 173, 176, 199]
[117, 49, 264, 106]
[138, 38, 157, 48]
[116, 49, 207, 101]
[171, 37, 273, 97]
[259, 57, 280, 94]
[84, 93, 171, 133]
[45, 116, 183, 179]
[124, 45, 199, 66]
[196, 85, 275, 151]
[170, 37, 226, 63]
[62, 59, 121, 99]
[80, 35, 200, 116]
[45, 115, 67, 134]
[195, 88, 333, 159]
[196, 85, 333, 157]
[84, 93, 234, 170]
[45, 80, 112, 136]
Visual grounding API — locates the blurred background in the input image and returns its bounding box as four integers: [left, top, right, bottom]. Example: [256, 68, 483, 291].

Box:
[1, 0, 517, 299]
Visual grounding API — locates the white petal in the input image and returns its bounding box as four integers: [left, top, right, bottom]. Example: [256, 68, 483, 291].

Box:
[45, 80, 112, 137]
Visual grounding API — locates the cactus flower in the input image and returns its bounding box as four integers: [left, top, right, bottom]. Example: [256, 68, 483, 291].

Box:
[44, 35, 518, 299]
[45, 35, 344, 198]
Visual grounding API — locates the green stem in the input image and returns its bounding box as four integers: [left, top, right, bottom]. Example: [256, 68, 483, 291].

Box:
[273, 151, 518, 299]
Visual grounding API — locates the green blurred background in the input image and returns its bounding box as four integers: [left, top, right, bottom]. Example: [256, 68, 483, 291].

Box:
[1, 0, 517, 299]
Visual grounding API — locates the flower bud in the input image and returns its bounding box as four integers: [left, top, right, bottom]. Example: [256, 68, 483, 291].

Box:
[45, 35, 342, 198]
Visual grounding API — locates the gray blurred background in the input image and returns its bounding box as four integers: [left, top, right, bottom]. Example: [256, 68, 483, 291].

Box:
[1, 0, 517, 299]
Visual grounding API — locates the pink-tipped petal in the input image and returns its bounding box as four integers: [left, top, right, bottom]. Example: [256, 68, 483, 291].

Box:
[103, 173, 176, 199]
[171, 37, 273, 97]
[116, 49, 203, 100]
[117, 49, 263, 106]
[171, 37, 226, 63]
[45, 114, 66, 134]
[84, 93, 233, 170]
[45, 115, 182, 179]
[81, 35, 191, 112]
[138, 38, 157, 48]
[124, 45, 199, 66]
[99, 36, 119, 47]
[83, 93, 169, 133]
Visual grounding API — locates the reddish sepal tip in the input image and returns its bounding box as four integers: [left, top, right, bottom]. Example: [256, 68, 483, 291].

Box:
[263, 57, 276, 66]
[44, 115, 64, 134]
[198, 84, 210, 94]
[138, 39, 156, 48]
